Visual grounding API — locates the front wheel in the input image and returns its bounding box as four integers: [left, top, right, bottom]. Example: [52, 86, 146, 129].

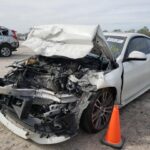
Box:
[0, 45, 12, 57]
[80, 88, 115, 133]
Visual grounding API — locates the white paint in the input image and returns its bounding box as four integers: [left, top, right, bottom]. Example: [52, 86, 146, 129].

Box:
[0, 112, 28, 139]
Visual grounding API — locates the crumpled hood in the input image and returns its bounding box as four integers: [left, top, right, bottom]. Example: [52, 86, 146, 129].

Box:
[23, 24, 113, 60]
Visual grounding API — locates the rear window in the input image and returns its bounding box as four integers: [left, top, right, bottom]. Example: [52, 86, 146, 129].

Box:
[105, 36, 126, 58]
[2, 30, 8, 36]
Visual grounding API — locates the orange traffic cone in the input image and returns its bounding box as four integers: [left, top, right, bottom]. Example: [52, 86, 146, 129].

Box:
[101, 105, 124, 149]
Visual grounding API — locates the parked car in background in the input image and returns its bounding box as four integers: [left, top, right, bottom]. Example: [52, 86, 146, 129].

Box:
[0, 26, 19, 57]
[17, 33, 28, 41]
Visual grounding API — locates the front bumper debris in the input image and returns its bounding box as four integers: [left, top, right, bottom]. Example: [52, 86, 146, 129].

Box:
[0, 112, 71, 144]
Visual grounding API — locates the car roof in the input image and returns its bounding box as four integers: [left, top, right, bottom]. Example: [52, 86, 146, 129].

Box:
[0, 26, 8, 31]
[103, 32, 149, 38]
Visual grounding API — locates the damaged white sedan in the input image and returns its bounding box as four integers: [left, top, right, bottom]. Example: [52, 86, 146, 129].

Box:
[0, 25, 149, 144]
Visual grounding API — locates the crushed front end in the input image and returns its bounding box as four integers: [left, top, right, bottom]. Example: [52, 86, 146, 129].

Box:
[0, 25, 116, 144]
[0, 53, 113, 143]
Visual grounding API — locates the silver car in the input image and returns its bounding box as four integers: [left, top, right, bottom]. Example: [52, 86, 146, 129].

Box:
[0, 26, 19, 57]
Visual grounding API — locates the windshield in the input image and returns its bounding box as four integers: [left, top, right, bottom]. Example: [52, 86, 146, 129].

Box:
[105, 35, 126, 58]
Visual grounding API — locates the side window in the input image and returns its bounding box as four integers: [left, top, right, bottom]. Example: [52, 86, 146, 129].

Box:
[146, 39, 150, 53]
[126, 37, 149, 57]
[2, 30, 8, 36]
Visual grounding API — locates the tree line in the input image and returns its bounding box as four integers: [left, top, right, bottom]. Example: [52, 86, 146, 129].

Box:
[104, 26, 150, 36]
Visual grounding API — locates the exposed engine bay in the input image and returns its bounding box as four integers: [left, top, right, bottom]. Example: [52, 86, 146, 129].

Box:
[7, 54, 111, 95]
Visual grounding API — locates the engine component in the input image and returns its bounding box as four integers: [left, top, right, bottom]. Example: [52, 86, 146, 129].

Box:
[3, 55, 110, 97]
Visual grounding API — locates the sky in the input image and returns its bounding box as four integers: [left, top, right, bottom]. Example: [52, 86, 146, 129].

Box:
[0, 0, 150, 33]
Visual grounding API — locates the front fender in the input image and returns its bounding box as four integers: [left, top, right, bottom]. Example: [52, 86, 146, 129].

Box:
[78, 65, 123, 120]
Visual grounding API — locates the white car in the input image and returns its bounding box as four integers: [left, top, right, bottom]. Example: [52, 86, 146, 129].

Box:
[0, 26, 19, 57]
[0, 25, 149, 144]
[104, 32, 150, 105]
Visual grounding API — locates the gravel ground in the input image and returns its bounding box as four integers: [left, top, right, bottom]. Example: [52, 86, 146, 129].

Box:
[0, 45, 150, 150]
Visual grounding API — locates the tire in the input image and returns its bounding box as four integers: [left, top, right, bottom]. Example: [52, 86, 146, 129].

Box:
[80, 88, 115, 133]
[0, 44, 12, 57]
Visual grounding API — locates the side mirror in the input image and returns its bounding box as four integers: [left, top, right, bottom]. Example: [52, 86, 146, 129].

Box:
[125, 51, 147, 61]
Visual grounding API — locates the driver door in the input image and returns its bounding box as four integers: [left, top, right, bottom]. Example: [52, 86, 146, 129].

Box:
[122, 36, 150, 103]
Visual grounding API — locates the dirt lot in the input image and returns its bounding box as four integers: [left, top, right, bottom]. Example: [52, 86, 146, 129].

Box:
[0, 45, 150, 150]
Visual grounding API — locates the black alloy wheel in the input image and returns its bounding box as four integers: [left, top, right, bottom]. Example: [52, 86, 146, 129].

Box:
[80, 88, 115, 133]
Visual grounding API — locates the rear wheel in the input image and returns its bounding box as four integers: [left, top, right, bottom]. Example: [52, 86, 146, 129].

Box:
[0, 44, 12, 57]
[80, 88, 115, 133]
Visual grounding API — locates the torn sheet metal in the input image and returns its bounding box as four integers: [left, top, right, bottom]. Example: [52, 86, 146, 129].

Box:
[23, 24, 113, 60]
[69, 71, 106, 91]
